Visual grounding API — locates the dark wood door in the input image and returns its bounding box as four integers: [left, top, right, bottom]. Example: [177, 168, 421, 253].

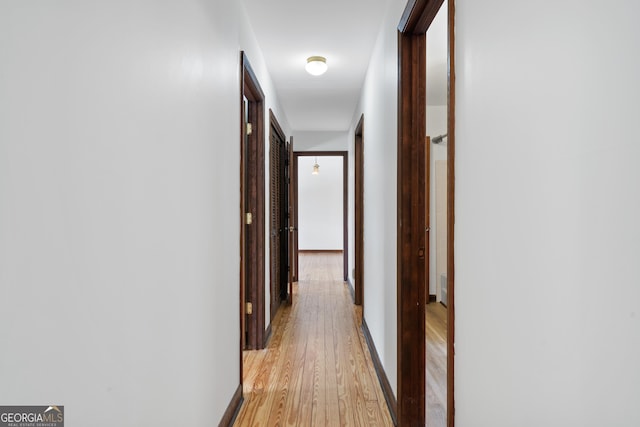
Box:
[242, 95, 249, 348]
[287, 138, 295, 304]
[278, 139, 290, 303]
[269, 111, 291, 316]
[240, 52, 266, 351]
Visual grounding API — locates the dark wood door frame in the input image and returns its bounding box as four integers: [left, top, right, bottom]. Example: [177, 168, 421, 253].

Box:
[281, 140, 291, 305]
[292, 151, 299, 282]
[397, 0, 455, 426]
[293, 151, 349, 282]
[287, 137, 295, 302]
[354, 115, 365, 306]
[425, 135, 432, 306]
[397, 27, 427, 426]
[268, 110, 289, 323]
[446, 4, 456, 422]
[240, 51, 266, 356]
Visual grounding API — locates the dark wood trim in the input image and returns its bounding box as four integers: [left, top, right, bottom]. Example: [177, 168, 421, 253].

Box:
[297, 151, 348, 156]
[251, 90, 266, 349]
[446, 0, 456, 425]
[240, 51, 266, 353]
[354, 115, 364, 306]
[398, 0, 443, 34]
[218, 384, 243, 427]
[288, 136, 295, 304]
[298, 249, 344, 254]
[268, 109, 288, 322]
[293, 151, 349, 281]
[362, 318, 398, 426]
[292, 151, 299, 282]
[269, 109, 285, 141]
[397, 29, 427, 426]
[398, 0, 418, 31]
[397, 1, 454, 426]
[342, 153, 348, 282]
[425, 136, 431, 314]
[242, 52, 265, 100]
[239, 53, 246, 385]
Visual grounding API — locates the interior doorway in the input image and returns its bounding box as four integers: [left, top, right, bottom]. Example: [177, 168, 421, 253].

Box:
[425, 2, 449, 426]
[354, 115, 364, 307]
[396, 0, 455, 426]
[268, 110, 293, 322]
[293, 152, 348, 282]
[240, 52, 266, 353]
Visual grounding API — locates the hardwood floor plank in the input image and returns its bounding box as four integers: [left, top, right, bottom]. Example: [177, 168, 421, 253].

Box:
[271, 286, 309, 426]
[322, 282, 342, 427]
[296, 282, 319, 426]
[365, 401, 388, 427]
[309, 283, 327, 426]
[235, 253, 393, 427]
[236, 306, 290, 426]
[426, 302, 447, 427]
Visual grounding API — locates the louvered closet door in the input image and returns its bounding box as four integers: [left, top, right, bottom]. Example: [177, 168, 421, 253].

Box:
[270, 131, 281, 318]
[278, 140, 289, 303]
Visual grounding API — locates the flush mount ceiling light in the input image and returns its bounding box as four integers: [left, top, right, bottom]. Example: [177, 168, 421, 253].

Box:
[305, 56, 327, 76]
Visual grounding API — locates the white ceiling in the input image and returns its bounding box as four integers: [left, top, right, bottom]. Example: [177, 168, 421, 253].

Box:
[241, 0, 448, 132]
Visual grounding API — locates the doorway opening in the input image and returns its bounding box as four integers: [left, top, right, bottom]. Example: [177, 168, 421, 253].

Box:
[293, 152, 348, 283]
[354, 115, 365, 308]
[397, 0, 455, 426]
[269, 110, 293, 323]
[425, 1, 449, 426]
[239, 52, 266, 354]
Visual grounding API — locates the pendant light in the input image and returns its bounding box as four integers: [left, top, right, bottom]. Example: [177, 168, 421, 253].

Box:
[312, 157, 320, 175]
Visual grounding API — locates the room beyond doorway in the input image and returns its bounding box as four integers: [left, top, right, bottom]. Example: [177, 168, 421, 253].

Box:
[293, 152, 348, 283]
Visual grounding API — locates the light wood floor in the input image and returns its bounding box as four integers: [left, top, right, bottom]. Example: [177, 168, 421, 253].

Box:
[234, 252, 394, 426]
[426, 301, 447, 427]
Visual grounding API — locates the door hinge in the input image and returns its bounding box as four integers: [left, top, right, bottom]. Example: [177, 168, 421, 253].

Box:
[246, 302, 253, 315]
[246, 123, 253, 136]
[245, 212, 253, 225]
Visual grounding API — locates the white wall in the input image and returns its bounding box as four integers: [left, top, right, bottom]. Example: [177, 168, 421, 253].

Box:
[298, 157, 343, 250]
[427, 106, 447, 298]
[456, 1, 640, 425]
[349, 0, 407, 398]
[293, 130, 349, 151]
[0, 1, 287, 425]
[426, 0, 448, 107]
[426, 1, 449, 301]
[293, 130, 350, 264]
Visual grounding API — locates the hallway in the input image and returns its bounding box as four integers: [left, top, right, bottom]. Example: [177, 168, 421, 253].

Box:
[234, 252, 394, 426]
[426, 302, 447, 426]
